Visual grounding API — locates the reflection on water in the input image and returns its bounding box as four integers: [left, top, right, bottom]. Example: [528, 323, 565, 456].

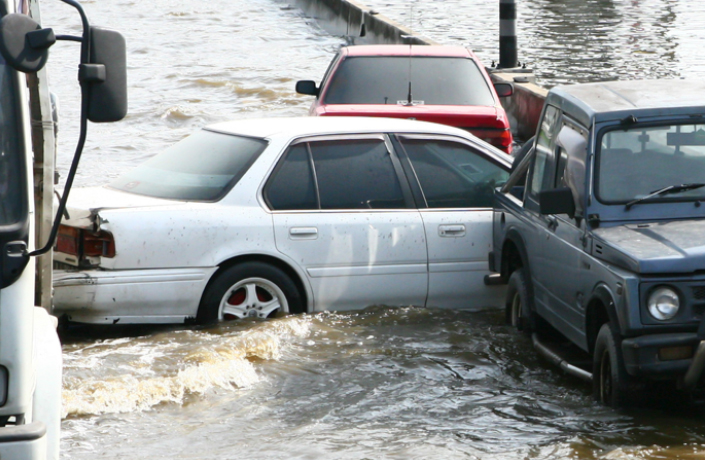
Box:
[361, 0, 704, 87]
[42, 0, 344, 188]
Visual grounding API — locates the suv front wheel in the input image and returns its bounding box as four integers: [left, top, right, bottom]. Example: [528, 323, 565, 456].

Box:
[593, 322, 632, 407]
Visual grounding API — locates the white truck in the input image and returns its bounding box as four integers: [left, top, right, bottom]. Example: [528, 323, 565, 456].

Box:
[0, 0, 126, 457]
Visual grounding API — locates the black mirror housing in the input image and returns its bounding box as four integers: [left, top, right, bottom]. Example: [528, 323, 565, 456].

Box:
[0, 14, 53, 73]
[539, 187, 575, 218]
[296, 80, 319, 96]
[494, 82, 514, 98]
[86, 26, 127, 122]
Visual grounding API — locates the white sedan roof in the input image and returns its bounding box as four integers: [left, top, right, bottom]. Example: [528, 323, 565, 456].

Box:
[205, 116, 471, 140]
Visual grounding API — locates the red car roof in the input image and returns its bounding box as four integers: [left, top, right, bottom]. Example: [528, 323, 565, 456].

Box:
[344, 45, 476, 59]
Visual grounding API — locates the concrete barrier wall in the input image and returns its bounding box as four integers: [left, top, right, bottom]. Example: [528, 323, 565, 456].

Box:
[294, 0, 548, 143]
[291, 0, 437, 45]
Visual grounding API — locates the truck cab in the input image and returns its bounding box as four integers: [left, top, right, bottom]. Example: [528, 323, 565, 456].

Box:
[490, 79, 705, 406]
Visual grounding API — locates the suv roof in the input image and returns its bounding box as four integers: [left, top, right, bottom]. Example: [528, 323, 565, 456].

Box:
[548, 79, 705, 126]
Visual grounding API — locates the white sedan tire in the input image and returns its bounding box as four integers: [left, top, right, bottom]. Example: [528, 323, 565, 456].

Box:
[197, 261, 304, 323]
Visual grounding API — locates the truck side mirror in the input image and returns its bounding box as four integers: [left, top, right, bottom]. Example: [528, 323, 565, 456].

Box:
[494, 82, 513, 98]
[84, 26, 127, 122]
[0, 14, 55, 73]
[296, 80, 319, 96]
[539, 187, 575, 218]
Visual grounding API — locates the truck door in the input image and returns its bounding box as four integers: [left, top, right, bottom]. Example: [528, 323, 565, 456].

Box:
[0, 59, 30, 290]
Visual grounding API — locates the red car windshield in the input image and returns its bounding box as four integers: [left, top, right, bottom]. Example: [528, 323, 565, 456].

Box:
[323, 56, 496, 107]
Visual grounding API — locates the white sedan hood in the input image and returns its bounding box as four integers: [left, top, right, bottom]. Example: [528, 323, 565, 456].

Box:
[62, 186, 180, 229]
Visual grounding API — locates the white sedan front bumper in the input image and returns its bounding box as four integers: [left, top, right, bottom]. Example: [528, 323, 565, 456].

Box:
[52, 267, 218, 324]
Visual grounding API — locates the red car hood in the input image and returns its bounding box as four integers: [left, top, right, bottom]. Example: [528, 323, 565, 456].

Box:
[315, 104, 508, 129]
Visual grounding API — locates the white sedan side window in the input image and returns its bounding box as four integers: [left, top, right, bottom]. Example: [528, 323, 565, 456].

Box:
[400, 139, 509, 208]
[266, 138, 407, 210]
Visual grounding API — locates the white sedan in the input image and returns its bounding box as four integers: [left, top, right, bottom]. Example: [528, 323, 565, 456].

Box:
[52, 117, 511, 324]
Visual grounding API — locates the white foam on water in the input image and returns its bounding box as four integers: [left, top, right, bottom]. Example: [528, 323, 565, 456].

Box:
[62, 316, 312, 417]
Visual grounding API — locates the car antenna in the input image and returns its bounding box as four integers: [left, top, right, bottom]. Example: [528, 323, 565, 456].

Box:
[405, 3, 414, 105]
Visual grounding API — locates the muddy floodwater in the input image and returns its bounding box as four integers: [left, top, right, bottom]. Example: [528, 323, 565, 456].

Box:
[60, 309, 705, 459]
[41, 0, 705, 458]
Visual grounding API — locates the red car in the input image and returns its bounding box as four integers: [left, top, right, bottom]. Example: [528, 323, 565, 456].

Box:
[296, 45, 514, 154]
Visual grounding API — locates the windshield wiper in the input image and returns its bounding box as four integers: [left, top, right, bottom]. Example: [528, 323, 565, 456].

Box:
[625, 183, 705, 210]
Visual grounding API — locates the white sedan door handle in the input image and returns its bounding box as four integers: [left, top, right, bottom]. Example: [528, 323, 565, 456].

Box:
[438, 224, 466, 237]
[289, 227, 318, 240]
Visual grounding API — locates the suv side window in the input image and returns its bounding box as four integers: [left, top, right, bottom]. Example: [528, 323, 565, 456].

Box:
[399, 137, 509, 208]
[526, 105, 561, 210]
[310, 139, 406, 210]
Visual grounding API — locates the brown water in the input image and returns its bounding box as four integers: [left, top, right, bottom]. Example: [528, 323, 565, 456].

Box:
[40, 0, 705, 458]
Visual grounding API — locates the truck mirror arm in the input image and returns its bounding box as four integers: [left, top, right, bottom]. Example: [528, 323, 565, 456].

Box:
[27, 0, 104, 257]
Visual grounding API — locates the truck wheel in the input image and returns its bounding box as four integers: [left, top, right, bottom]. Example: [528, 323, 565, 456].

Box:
[197, 262, 304, 324]
[593, 322, 631, 407]
[505, 268, 532, 333]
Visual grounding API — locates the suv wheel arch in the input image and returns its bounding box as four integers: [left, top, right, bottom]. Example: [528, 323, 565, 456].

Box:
[586, 284, 619, 354]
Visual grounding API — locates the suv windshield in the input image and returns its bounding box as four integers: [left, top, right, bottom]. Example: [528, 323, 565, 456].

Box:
[323, 56, 495, 106]
[597, 123, 705, 203]
[0, 59, 25, 226]
[110, 130, 267, 201]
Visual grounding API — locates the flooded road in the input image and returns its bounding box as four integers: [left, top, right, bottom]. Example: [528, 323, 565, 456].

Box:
[362, 0, 705, 87]
[60, 310, 705, 459]
[39, 0, 705, 458]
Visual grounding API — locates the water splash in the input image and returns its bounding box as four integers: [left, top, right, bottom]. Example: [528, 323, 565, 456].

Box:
[62, 316, 312, 417]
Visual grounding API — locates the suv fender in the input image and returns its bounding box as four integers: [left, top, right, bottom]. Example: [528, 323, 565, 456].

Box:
[586, 283, 619, 354]
[500, 230, 536, 303]
[500, 229, 531, 279]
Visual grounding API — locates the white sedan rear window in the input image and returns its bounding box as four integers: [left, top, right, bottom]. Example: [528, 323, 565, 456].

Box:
[110, 130, 267, 201]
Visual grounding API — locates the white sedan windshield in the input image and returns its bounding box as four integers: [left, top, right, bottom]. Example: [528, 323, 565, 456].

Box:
[110, 130, 267, 201]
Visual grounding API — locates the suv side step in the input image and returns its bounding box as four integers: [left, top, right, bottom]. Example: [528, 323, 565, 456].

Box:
[532, 333, 593, 382]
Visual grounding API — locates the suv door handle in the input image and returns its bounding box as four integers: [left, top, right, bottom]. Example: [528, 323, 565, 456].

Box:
[546, 216, 558, 231]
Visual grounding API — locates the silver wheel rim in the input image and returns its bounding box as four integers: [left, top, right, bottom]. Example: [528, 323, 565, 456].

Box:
[218, 277, 289, 320]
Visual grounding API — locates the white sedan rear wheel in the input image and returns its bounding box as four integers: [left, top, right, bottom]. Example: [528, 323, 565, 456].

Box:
[197, 261, 304, 324]
[219, 277, 288, 320]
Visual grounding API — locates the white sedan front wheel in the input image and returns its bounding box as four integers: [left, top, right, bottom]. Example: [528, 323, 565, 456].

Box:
[197, 261, 304, 324]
